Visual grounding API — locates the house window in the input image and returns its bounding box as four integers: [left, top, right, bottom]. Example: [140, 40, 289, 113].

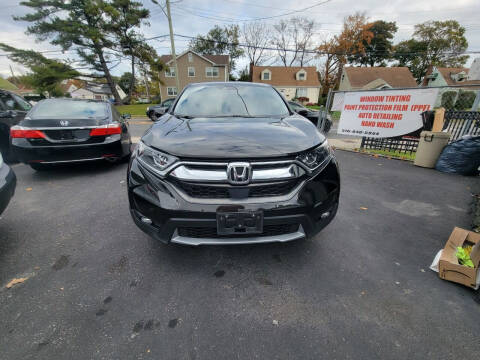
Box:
[165, 67, 176, 77]
[262, 71, 270, 80]
[188, 53, 193, 62]
[188, 67, 195, 77]
[167, 87, 177, 96]
[296, 88, 307, 97]
[206, 67, 219, 77]
[298, 72, 305, 80]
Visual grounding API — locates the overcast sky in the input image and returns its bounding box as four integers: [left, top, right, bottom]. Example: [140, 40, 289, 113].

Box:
[1, 0, 479, 78]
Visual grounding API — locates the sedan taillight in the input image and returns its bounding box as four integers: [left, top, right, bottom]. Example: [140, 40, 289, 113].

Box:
[10, 126, 46, 139]
[89, 123, 122, 136]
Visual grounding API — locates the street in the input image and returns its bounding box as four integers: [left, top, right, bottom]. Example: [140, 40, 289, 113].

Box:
[0, 118, 478, 360]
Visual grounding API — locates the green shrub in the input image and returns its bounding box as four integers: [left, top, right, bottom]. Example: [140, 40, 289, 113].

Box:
[441, 91, 457, 109]
[454, 90, 477, 110]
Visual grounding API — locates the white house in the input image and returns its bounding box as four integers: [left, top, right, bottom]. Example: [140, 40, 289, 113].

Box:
[70, 82, 126, 101]
[251, 65, 320, 103]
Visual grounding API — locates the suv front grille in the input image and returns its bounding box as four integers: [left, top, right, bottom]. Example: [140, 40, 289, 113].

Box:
[170, 179, 299, 199]
[178, 224, 299, 238]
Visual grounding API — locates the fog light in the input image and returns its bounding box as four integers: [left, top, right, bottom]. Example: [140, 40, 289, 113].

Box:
[141, 216, 152, 224]
[320, 212, 330, 219]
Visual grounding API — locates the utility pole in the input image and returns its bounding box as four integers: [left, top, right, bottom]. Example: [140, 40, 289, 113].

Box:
[165, 0, 180, 93]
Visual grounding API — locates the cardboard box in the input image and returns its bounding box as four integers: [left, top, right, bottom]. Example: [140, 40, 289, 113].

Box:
[439, 227, 480, 289]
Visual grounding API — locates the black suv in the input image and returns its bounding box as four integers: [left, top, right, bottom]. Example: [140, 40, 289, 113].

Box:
[146, 98, 175, 121]
[0, 90, 32, 162]
[288, 101, 332, 133]
[128, 83, 340, 245]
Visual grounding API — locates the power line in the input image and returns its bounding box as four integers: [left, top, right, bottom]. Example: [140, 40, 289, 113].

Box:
[173, 0, 332, 22]
[171, 33, 480, 56]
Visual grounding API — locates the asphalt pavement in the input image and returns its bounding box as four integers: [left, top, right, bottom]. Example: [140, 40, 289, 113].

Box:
[0, 118, 478, 359]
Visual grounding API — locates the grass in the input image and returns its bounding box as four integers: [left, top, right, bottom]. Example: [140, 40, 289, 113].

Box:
[306, 105, 321, 110]
[363, 149, 416, 161]
[115, 103, 156, 117]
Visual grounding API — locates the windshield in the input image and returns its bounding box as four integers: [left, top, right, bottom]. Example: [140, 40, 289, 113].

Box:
[173, 85, 290, 118]
[29, 99, 108, 119]
[289, 102, 305, 112]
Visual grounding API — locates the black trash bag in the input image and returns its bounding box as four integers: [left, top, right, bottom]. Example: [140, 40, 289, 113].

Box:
[435, 135, 480, 176]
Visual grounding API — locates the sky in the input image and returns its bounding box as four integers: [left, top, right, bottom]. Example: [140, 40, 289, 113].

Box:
[0, 0, 479, 79]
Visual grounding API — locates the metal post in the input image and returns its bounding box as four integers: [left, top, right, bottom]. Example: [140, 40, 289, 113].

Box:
[472, 90, 480, 111]
[165, 0, 180, 94]
[318, 88, 333, 133]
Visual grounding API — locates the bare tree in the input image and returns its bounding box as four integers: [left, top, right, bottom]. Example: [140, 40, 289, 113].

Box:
[272, 20, 291, 66]
[242, 21, 272, 66]
[292, 17, 316, 66]
[272, 17, 317, 67]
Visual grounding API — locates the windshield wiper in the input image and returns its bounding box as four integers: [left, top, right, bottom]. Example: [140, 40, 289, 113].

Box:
[175, 115, 196, 119]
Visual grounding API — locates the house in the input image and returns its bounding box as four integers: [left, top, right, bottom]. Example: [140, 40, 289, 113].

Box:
[59, 79, 84, 95]
[158, 51, 230, 98]
[70, 81, 126, 101]
[250, 65, 320, 102]
[422, 60, 480, 87]
[338, 67, 417, 91]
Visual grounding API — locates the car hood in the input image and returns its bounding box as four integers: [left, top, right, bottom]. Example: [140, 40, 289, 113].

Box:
[141, 114, 325, 159]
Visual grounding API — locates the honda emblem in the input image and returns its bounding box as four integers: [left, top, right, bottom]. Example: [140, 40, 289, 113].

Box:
[227, 162, 252, 185]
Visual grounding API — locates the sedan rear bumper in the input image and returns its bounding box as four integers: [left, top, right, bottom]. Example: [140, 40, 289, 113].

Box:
[12, 136, 126, 164]
[0, 164, 16, 215]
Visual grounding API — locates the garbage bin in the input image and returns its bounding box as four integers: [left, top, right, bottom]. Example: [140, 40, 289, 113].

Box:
[414, 131, 451, 168]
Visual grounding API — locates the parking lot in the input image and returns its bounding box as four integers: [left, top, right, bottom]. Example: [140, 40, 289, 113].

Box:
[0, 118, 479, 359]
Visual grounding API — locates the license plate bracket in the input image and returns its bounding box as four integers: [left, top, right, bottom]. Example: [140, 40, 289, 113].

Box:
[217, 211, 263, 236]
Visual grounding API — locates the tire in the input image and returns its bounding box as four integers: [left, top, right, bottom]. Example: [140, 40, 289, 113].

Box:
[0, 130, 16, 163]
[323, 121, 331, 134]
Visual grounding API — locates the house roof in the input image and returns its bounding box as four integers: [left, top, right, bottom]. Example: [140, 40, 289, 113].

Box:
[0, 77, 19, 91]
[251, 66, 320, 87]
[85, 83, 113, 95]
[436, 67, 480, 86]
[59, 79, 84, 93]
[344, 67, 417, 88]
[160, 51, 229, 66]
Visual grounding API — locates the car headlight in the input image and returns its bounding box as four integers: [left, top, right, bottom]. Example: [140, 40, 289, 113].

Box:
[136, 141, 178, 176]
[0, 152, 3, 168]
[296, 140, 333, 172]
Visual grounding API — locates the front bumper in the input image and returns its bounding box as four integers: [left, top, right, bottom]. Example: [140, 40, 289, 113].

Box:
[12, 135, 125, 164]
[0, 164, 16, 215]
[128, 156, 340, 245]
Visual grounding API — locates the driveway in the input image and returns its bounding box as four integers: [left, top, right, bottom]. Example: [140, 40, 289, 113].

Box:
[0, 121, 478, 359]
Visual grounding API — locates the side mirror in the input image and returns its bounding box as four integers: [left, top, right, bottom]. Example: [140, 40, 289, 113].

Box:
[122, 113, 131, 120]
[0, 110, 16, 118]
[297, 109, 308, 117]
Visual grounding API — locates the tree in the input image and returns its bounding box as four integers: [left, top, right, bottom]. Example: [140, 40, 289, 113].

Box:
[316, 12, 373, 94]
[317, 38, 342, 95]
[394, 20, 468, 82]
[189, 25, 244, 71]
[349, 20, 397, 66]
[242, 21, 271, 66]
[237, 66, 250, 82]
[107, 0, 150, 103]
[272, 17, 317, 67]
[0, 43, 79, 96]
[118, 72, 134, 93]
[15, 0, 123, 103]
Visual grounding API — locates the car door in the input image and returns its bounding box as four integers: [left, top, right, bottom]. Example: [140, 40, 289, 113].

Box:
[0, 92, 31, 128]
[111, 104, 131, 154]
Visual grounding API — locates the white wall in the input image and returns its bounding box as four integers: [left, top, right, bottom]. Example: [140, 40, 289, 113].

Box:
[274, 87, 319, 103]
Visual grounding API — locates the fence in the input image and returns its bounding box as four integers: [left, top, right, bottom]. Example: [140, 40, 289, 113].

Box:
[327, 84, 480, 154]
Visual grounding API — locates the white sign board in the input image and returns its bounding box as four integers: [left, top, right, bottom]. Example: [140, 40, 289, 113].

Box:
[337, 88, 439, 138]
